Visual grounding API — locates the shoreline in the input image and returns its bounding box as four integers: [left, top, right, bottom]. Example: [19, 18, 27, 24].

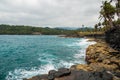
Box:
[25, 37, 120, 80]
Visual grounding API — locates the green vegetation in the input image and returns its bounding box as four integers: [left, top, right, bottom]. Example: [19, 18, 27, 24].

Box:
[0, 0, 119, 37]
[97, 0, 120, 31]
[0, 24, 76, 35]
[78, 0, 120, 37]
[100, 1, 116, 28]
[99, 0, 120, 29]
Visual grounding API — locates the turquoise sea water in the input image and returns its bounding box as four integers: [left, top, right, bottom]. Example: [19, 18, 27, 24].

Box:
[0, 35, 95, 80]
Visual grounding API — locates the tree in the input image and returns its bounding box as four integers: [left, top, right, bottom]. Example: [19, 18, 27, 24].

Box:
[94, 24, 98, 32]
[110, 0, 120, 19]
[98, 22, 101, 26]
[100, 1, 116, 28]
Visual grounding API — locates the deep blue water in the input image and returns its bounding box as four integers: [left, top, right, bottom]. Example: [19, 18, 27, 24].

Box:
[0, 35, 95, 80]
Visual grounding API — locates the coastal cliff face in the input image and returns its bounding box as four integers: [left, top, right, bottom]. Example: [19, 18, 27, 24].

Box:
[26, 41, 120, 80]
[86, 42, 120, 72]
[72, 42, 120, 80]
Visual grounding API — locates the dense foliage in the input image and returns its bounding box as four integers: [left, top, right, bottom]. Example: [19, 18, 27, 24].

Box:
[94, 0, 120, 32]
[99, 0, 120, 51]
[0, 24, 76, 35]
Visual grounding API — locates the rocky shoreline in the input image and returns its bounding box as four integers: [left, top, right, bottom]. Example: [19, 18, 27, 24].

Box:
[25, 39, 120, 80]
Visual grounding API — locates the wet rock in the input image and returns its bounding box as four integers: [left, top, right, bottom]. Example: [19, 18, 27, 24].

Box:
[27, 74, 48, 80]
[54, 71, 64, 78]
[72, 70, 113, 80]
[58, 68, 71, 76]
[49, 70, 57, 75]
[54, 68, 71, 78]
[26, 70, 113, 80]
[48, 70, 57, 80]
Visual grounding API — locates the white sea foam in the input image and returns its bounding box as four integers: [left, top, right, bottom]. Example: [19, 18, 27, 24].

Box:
[73, 38, 96, 64]
[6, 38, 96, 80]
[6, 64, 55, 80]
[58, 60, 74, 68]
[6, 60, 75, 80]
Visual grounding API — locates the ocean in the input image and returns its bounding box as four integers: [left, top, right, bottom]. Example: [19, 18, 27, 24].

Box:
[0, 35, 95, 80]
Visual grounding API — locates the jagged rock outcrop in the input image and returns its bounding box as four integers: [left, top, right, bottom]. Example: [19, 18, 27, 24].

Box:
[70, 64, 93, 71]
[25, 69, 113, 80]
[25, 41, 120, 80]
[86, 42, 120, 72]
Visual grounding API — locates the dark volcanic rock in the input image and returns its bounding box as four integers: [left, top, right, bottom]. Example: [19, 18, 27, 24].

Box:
[48, 70, 57, 80]
[26, 70, 113, 80]
[27, 74, 48, 80]
[57, 70, 112, 80]
[58, 68, 71, 76]
[47, 68, 71, 79]
[49, 70, 56, 75]
[54, 70, 113, 80]
[54, 71, 64, 78]
[54, 68, 71, 78]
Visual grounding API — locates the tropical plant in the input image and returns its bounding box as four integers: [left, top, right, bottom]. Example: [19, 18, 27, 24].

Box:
[110, 0, 120, 19]
[94, 24, 98, 32]
[99, 1, 116, 28]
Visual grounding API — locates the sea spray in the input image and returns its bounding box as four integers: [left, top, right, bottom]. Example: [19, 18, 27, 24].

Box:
[0, 35, 95, 80]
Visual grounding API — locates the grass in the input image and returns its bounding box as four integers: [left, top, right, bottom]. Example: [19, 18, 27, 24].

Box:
[77, 31, 105, 36]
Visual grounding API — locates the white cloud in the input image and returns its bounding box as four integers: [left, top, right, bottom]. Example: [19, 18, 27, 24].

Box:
[0, 0, 102, 27]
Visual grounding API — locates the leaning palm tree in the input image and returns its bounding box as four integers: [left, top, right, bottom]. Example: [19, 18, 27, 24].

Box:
[99, 1, 116, 28]
[110, 0, 120, 19]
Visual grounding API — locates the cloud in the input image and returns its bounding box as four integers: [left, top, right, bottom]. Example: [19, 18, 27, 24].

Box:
[0, 0, 102, 27]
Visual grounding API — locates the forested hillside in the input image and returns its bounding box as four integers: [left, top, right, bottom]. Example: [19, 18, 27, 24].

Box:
[0, 24, 76, 35]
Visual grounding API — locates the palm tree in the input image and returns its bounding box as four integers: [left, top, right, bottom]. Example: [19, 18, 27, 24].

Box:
[99, 1, 116, 28]
[109, 0, 120, 27]
[94, 24, 98, 32]
[110, 0, 120, 19]
[115, 0, 120, 19]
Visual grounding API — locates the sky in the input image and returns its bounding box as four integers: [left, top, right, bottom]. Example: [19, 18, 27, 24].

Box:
[0, 0, 102, 28]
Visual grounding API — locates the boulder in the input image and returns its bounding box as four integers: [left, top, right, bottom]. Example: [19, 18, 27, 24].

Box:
[27, 74, 48, 80]
[48, 70, 57, 80]
[54, 68, 71, 78]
